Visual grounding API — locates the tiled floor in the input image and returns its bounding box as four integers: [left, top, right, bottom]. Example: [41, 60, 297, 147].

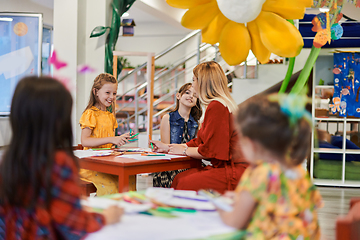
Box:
[137, 174, 360, 240]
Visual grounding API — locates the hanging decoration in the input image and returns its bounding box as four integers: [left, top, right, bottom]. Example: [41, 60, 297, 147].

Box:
[166, 0, 313, 65]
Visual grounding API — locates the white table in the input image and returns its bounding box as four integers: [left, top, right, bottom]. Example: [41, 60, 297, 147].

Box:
[86, 211, 236, 240]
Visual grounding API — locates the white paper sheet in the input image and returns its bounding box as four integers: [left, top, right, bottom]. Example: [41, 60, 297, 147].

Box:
[86, 211, 236, 240]
[81, 197, 151, 214]
[73, 150, 96, 158]
[119, 154, 184, 160]
[145, 188, 214, 211]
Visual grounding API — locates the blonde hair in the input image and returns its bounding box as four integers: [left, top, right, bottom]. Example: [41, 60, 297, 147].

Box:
[85, 73, 118, 114]
[193, 61, 237, 113]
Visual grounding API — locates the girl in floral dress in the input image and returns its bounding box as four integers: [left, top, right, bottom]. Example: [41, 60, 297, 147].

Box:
[218, 94, 323, 240]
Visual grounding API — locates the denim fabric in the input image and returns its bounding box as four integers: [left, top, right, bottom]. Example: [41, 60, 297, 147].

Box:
[169, 111, 198, 144]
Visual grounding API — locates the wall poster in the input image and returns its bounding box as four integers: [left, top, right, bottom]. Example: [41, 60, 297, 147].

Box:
[0, 13, 42, 115]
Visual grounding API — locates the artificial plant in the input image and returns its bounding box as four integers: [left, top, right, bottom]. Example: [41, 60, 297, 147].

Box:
[90, 0, 136, 75]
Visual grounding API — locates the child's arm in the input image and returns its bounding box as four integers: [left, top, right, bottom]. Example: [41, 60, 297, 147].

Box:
[81, 127, 130, 147]
[160, 114, 170, 144]
[218, 190, 257, 229]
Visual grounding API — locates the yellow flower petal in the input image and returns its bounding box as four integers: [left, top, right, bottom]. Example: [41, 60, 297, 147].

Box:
[202, 12, 229, 44]
[300, 0, 313, 7]
[166, 0, 212, 9]
[262, 0, 306, 19]
[181, 1, 219, 30]
[247, 21, 271, 64]
[219, 21, 251, 65]
[256, 11, 303, 58]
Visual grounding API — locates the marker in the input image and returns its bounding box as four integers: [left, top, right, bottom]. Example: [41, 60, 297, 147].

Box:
[130, 133, 139, 139]
[130, 129, 132, 135]
[128, 139, 138, 142]
[149, 134, 154, 150]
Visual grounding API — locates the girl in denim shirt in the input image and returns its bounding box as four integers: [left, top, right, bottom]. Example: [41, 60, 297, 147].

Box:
[153, 83, 202, 187]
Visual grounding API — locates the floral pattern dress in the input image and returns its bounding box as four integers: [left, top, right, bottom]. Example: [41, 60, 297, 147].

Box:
[235, 161, 323, 240]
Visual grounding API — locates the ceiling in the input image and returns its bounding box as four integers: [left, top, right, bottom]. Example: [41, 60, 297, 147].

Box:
[30, 0, 360, 24]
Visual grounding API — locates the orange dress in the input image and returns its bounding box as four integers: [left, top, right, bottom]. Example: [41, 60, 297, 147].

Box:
[79, 106, 119, 196]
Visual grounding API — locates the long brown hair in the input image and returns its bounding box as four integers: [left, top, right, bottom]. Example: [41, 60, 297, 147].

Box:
[85, 73, 117, 113]
[193, 61, 237, 113]
[236, 94, 311, 167]
[171, 83, 202, 123]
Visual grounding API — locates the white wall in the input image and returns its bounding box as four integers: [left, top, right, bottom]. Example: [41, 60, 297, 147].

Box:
[0, 0, 53, 25]
[232, 48, 312, 104]
[116, 22, 189, 67]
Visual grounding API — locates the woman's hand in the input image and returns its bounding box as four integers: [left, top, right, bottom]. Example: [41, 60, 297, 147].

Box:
[102, 205, 124, 225]
[149, 140, 169, 153]
[168, 144, 186, 155]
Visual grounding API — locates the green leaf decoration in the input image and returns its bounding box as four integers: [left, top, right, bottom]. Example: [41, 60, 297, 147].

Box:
[90, 26, 110, 38]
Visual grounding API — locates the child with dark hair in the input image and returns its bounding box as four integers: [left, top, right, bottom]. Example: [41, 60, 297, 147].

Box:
[218, 94, 323, 239]
[153, 83, 202, 187]
[0, 76, 122, 239]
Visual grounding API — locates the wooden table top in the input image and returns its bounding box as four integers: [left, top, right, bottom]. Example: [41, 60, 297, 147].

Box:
[80, 154, 191, 167]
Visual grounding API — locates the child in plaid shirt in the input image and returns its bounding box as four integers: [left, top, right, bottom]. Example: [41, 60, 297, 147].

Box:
[0, 76, 123, 239]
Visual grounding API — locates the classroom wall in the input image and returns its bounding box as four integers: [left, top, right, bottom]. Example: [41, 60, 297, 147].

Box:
[232, 48, 312, 104]
[116, 22, 190, 67]
[0, 0, 53, 26]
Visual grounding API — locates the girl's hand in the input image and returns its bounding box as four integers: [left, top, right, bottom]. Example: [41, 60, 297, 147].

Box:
[102, 205, 124, 225]
[112, 134, 129, 146]
[149, 140, 169, 153]
[223, 191, 236, 201]
[168, 144, 186, 155]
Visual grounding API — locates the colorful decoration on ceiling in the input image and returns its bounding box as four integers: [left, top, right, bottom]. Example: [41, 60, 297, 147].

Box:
[90, 0, 136, 75]
[166, 0, 313, 66]
[311, 0, 344, 48]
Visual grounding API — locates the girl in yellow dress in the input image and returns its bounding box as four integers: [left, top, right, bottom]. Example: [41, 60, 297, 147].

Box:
[79, 73, 130, 196]
[218, 94, 323, 240]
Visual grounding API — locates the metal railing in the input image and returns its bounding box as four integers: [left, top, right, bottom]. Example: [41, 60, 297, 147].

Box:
[115, 30, 258, 134]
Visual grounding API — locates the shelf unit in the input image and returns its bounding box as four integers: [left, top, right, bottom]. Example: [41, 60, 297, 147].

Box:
[310, 54, 360, 187]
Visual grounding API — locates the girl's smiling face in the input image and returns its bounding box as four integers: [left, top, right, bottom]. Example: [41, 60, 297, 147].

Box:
[94, 83, 117, 110]
[177, 86, 197, 108]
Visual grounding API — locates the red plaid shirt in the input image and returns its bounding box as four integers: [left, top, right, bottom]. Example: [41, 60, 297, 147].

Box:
[0, 151, 105, 239]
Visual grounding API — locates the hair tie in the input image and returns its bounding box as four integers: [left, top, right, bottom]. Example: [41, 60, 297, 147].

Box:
[269, 94, 312, 127]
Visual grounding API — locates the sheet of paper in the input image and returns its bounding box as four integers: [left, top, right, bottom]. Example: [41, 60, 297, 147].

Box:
[81, 197, 151, 214]
[86, 211, 236, 240]
[145, 188, 214, 210]
[73, 150, 96, 158]
[119, 154, 184, 160]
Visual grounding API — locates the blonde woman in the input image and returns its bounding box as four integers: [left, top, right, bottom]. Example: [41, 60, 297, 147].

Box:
[150, 61, 248, 194]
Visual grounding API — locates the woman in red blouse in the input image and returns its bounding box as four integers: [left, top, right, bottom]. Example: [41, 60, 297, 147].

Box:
[150, 61, 248, 194]
[0, 76, 122, 239]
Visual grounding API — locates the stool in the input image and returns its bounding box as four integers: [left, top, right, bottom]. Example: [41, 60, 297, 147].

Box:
[80, 180, 97, 197]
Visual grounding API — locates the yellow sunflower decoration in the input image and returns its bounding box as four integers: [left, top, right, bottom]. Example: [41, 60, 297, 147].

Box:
[167, 0, 313, 65]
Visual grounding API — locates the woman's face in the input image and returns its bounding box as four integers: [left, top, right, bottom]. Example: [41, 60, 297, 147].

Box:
[192, 76, 199, 94]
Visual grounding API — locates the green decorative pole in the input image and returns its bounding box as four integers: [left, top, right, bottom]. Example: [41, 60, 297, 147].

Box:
[90, 0, 136, 75]
[279, 57, 296, 93]
[290, 46, 321, 94]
